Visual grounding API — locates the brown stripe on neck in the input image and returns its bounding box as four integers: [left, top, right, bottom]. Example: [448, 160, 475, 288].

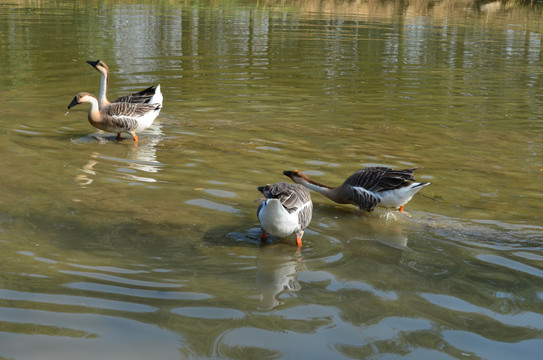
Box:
[305, 177, 334, 190]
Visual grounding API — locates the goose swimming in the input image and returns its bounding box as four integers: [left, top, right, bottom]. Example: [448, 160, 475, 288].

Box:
[284, 167, 429, 213]
[257, 182, 313, 247]
[67, 92, 162, 141]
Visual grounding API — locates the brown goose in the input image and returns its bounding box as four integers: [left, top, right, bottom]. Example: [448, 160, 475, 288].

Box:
[283, 167, 429, 213]
[67, 92, 162, 141]
[257, 182, 313, 247]
[86, 59, 163, 109]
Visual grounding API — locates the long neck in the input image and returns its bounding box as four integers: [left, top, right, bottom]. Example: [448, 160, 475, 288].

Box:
[300, 178, 350, 204]
[300, 178, 334, 196]
[86, 97, 103, 124]
[98, 71, 110, 108]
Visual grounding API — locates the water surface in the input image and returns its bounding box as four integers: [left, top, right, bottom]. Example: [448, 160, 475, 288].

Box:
[1, 0, 542, 359]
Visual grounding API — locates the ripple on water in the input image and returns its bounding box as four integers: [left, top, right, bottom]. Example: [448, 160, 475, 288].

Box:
[298, 270, 397, 301]
[477, 254, 543, 279]
[185, 198, 242, 213]
[171, 306, 245, 320]
[0, 307, 181, 360]
[0, 288, 155, 313]
[200, 188, 238, 198]
[216, 307, 424, 359]
[58, 270, 183, 288]
[67, 263, 149, 274]
[442, 330, 543, 359]
[420, 293, 543, 330]
[66, 282, 213, 301]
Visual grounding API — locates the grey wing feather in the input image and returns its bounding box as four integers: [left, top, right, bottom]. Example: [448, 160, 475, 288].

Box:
[107, 102, 160, 117]
[349, 186, 380, 211]
[268, 182, 312, 215]
[297, 198, 312, 230]
[345, 167, 419, 193]
[102, 103, 141, 131]
[114, 86, 156, 104]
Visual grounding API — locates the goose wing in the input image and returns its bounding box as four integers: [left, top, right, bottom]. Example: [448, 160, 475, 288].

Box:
[101, 102, 157, 132]
[105, 101, 160, 117]
[268, 182, 312, 229]
[297, 193, 313, 230]
[270, 183, 310, 210]
[344, 167, 419, 193]
[113, 86, 157, 104]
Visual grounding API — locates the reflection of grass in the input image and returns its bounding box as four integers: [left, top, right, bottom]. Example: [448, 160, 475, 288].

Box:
[13, 0, 543, 17]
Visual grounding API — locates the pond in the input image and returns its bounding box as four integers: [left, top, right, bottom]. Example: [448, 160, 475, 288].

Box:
[0, 0, 542, 359]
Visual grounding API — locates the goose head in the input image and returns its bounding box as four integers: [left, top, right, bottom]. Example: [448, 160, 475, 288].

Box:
[257, 184, 273, 198]
[86, 59, 109, 76]
[67, 92, 96, 109]
[283, 170, 307, 185]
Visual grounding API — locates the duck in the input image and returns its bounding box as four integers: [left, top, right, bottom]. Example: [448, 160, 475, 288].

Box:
[86, 59, 163, 109]
[257, 182, 313, 247]
[67, 92, 162, 141]
[283, 167, 429, 213]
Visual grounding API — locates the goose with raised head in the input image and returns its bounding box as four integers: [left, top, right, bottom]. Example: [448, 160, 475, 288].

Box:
[257, 182, 313, 247]
[86, 59, 163, 109]
[283, 167, 429, 213]
[67, 92, 162, 141]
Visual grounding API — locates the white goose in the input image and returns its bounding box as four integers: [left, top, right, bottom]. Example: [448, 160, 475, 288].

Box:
[284, 167, 429, 213]
[67, 92, 162, 141]
[86, 59, 163, 109]
[257, 182, 313, 247]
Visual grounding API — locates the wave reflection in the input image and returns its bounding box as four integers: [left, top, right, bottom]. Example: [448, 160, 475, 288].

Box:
[74, 123, 164, 186]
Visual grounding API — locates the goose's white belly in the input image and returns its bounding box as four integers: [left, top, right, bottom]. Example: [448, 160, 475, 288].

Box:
[258, 199, 299, 238]
[134, 110, 160, 132]
[375, 183, 428, 208]
[376, 189, 413, 208]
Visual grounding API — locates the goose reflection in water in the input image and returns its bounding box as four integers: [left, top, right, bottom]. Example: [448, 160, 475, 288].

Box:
[256, 245, 305, 310]
[74, 122, 164, 187]
[316, 206, 409, 250]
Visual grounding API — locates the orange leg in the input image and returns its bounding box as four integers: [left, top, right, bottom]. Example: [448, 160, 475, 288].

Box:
[260, 231, 267, 241]
[398, 205, 404, 213]
[116, 133, 122, 140]
[295, 237, 302, 247]
[132, 134, 139, 142]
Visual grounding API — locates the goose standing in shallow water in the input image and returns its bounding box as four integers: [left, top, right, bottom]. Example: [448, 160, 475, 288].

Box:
[86, 59, 163, 109]
[67, 92, 162, 141]
[257, 182, 313, 247]
[283, 167, 429, 213]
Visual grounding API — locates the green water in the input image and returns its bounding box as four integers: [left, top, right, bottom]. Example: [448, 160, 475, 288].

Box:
[1, 0, 542, 359]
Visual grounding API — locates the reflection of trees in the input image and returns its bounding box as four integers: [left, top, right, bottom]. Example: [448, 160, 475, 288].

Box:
[2, 0, 543, 93]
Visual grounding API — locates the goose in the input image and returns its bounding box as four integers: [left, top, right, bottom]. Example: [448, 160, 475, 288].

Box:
[257, 182, 313, 247]
[283, 167, 429, 213]
[67, 92, 162, 141]
[86, 59, 163, 109]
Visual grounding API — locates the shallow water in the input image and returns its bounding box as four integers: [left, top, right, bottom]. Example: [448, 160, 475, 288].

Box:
[1, 0, 542, 359]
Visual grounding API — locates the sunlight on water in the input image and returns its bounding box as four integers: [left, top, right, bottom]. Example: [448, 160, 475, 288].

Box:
[1, 0, 543, 359]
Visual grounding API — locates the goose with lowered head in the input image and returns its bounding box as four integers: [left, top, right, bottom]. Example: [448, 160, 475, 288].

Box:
[257, 182, 313, 247]
[283, 167, 429, 213]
